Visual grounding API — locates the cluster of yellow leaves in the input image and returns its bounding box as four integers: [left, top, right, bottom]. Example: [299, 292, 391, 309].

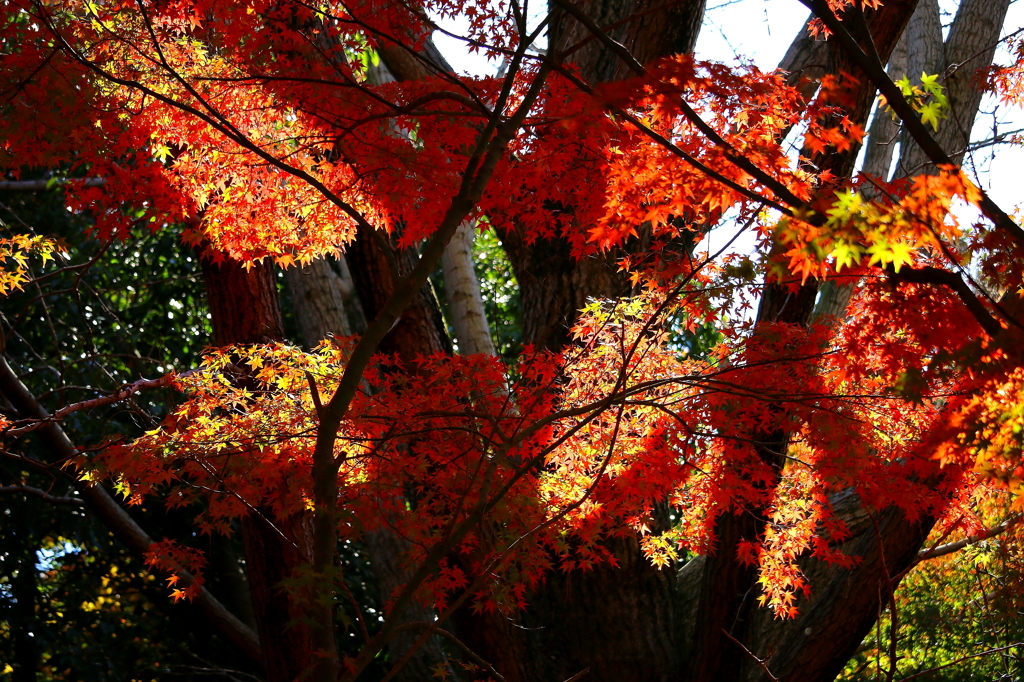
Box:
[0, 234, 63, 295]
[97, 341, 355, 532]
[777, 168, 981, 282]
[879, 72, 950, 131]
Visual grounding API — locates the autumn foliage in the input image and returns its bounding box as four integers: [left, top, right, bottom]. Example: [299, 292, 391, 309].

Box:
[2, 0, 1024, 680]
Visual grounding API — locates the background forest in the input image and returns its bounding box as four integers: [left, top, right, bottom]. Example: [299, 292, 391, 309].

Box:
[2, 0, 1024, 681]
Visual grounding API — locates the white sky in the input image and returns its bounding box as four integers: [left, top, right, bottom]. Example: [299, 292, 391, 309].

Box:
[432, 0, 1024, 225]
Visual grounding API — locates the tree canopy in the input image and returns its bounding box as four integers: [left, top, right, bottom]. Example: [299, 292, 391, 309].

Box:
[1, 0, 1023, 681]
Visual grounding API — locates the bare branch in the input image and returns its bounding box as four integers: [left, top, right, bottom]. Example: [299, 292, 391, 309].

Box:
[0, 484, 84, 506]
[3, 373, 183, 438]
[720, 628, 779, 681]
[0, 355, 263, 665]
[0, 178, 106, 191]
[393, 622, 506, 682]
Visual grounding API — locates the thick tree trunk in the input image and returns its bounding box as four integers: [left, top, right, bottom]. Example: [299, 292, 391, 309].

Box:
[471, 3, 945, 682]
[239, 512, 318, 682]
[685, 5, 920, 679]
[808, 0, 921, 179]
[455, 535, 680, 682]
[861, 19, 910, 181]
[500, 0, 706, 352]
[344, 224, 451, 364]
[454, 1, 707, 679]
[742, 496, 935, 682]
[747, 6, 1011, 679]
[202, 257, 284, 347]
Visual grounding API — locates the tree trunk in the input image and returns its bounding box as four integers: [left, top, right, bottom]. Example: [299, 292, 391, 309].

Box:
[467, 3, 945, 681]
[455, 0, 703, 679]
[344, 224, 451, 364]
[283, 258, 352, 347]
[896, 0, 1012, 177]
[278, 236, 451, 682]
[685, 5, 921, 679]
[861, 17, 909, 181]
[441, 221, 496, 356]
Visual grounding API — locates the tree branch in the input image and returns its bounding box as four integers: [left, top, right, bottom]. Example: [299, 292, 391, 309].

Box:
[0, 484, 84, 506]
[885, 265, 1003, 337]
[0, 178, 106, 191]
[0, 354, 263, 666]
[393, 622, 507, 682]
[3, 373, 182, 438]
[917, 513, 1023, 562]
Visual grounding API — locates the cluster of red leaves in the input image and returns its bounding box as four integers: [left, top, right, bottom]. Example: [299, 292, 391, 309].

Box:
[144, 537, 208, 602]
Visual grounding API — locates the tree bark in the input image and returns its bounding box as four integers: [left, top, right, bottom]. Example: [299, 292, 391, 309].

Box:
[861, 18, 910, 181]
[808, 0, 921, 179]
[502, 0, 706, 353]
[683, 5, 919, 680]
[453, 1, 701, 679]
[344, 224, 451, 364]
[741, 495, 935, 682]
[441, 221, 496, 356]
[283, 258, 353, 347]
[202, 257, 284, 347]
[747, 6, 1014, 679]
[896, 0, 1012, 177]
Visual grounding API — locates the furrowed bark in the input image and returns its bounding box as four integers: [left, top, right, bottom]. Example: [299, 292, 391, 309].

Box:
[860, 19, 909, 182]
[740, 5, 1017, 679]
[499, 0, 707, 353]
[896, 0, 1012, 177]
[344, 223, 452, 365]
[448, 2, 704, 680]
[0, 354, 263, 667]
[820, 0, 1010, 328]
[283, 258, 353, 347]
[810, 0, 922, 179]
[779, 19, 828, 100]
[744, 498, 935, 682]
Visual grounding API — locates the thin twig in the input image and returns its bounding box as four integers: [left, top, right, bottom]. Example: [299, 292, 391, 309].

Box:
[720, 628, 778, 681]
